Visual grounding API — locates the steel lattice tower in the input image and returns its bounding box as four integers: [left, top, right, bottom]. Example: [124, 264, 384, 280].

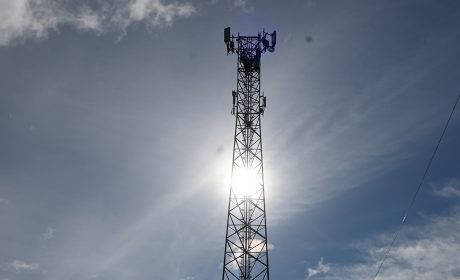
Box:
[222, 27, 276, 280]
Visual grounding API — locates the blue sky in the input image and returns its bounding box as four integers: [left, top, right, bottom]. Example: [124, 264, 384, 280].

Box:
[0, 0, 460, 280]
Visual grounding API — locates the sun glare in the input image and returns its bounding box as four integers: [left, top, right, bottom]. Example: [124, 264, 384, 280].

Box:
[232, 168, 260, 197]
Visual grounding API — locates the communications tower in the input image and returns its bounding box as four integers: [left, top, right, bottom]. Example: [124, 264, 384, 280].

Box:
[222, 27, 276, 280]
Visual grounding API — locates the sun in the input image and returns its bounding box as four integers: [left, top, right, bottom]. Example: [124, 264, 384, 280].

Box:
[231, 167, 260, 197]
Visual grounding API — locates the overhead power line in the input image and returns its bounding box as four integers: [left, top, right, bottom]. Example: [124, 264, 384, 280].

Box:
[373, 92, 460, 280]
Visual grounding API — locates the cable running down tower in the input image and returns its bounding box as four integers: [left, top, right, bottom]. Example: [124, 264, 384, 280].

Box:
[222, 27, 276, 280]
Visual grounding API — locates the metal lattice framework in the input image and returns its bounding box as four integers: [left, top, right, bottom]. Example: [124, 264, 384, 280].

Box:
[222, 28, 276, 280]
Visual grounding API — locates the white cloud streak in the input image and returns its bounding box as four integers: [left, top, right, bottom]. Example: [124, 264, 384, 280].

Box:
[435, 179, 460, 198]
[0, 0, 195, 46]
[233, 0, 246, 8]
[0, 260, 40, 273]
[264, 4, 459, 221]
[43, 227, 56, 240]
[305, 206, 460, 280]
[232, 0, 253, 12]
[306, 258, 331, 280]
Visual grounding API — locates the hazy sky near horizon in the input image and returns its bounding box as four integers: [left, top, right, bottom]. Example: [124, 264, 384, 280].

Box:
[1, 0, 460, 280]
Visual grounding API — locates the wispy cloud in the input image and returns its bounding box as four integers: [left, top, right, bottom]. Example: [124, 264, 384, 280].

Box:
[305, 258, 330, 279]
[0, 0, 195, 46]
[265, 12, 459, 221]
[233, 0, 246, 8]
[0, 260, 40, 273]
[0, 197, 9, 204]
[42, 227, 56, 240]
[434, 179, 460, 198]
[232, 0, 253, 12]
[305, 205, 460, 280]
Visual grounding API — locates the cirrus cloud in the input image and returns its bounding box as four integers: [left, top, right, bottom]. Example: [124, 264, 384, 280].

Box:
[0, 0, 195, 46]
[305, 204, 460, 280]
[434, 179, 460, 199]
[306, 258, 331, 279]
[0, 260, 40, 273]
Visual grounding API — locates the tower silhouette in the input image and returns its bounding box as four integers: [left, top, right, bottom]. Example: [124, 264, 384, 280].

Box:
[222, 27, 276, 280]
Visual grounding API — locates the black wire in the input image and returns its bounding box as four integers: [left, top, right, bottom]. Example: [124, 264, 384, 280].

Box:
[373, 92, 460, 280]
